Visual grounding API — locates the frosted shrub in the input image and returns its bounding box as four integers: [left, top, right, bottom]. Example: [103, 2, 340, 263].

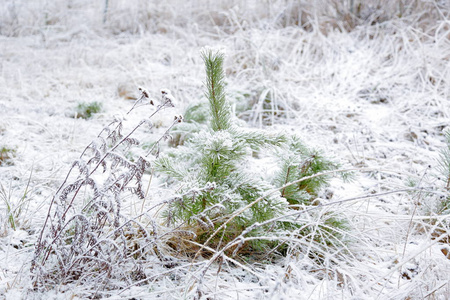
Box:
[155, 49, 350, 261]
[31, 89, 181, 291]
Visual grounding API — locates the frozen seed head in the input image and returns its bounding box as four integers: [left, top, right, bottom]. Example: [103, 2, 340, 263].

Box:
[174, 114, 183, 123]
[138, 86, 149, 98]
[161, 89, 176, 107]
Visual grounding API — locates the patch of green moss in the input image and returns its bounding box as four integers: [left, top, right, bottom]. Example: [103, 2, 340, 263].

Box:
[75, 101, 103, 119]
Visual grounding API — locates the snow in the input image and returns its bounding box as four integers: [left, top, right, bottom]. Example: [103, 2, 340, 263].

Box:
[1, 1, 450, 299]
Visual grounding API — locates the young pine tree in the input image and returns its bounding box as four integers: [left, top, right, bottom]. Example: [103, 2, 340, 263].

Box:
[155, 49, 349, 259]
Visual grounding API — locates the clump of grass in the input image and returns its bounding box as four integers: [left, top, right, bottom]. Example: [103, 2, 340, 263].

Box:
[74, 101, 103, 119]
[405, 131, 450, 246]
[0, 171, 33, 234]
[437, 131, 450, 191]
[436, 131, 450, 215]
[0, 146, 17, 166]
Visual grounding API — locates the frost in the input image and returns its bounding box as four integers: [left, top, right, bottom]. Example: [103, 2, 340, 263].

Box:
[1, 1, 449, 299]
[202, 130, 234, 155]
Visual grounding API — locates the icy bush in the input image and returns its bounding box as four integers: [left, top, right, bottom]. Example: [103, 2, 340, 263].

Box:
[30, 89, 181, 291]
[155, 49, 350, 261]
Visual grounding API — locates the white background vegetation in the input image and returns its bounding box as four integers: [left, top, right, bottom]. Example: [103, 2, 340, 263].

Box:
[0, 0, 449, 299]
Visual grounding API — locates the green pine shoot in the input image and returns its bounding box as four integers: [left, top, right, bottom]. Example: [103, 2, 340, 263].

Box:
[201, 49, 231, 132]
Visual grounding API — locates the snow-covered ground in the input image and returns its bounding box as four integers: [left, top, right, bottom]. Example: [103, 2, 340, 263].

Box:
[1, 1, 449, 299]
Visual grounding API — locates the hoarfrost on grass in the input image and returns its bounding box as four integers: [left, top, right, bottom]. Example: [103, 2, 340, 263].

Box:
[1, 0, 450, 299]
